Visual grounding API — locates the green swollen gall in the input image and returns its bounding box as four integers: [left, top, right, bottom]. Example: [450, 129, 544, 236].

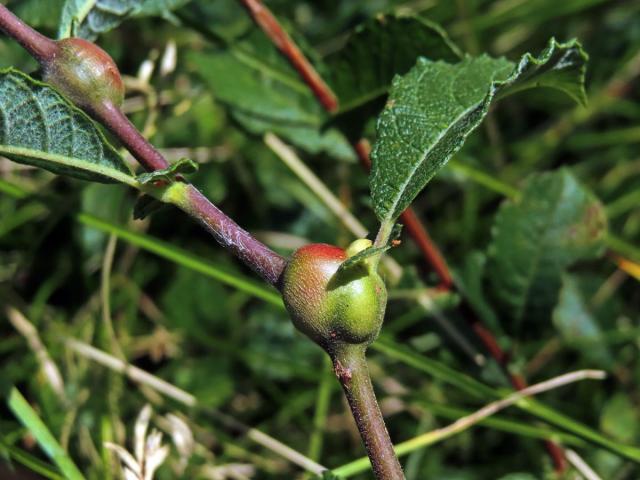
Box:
[280, 239, 387, 352]
[43, 37, 125, 112]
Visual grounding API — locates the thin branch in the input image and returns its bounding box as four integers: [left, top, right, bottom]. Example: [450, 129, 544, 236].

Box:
[0, 5, 286, 287]
[65, 338, 327, 476]
[332, 345, 404, 479]
[0, 5, 57, 62]
[238, 0, 338, 113]
[98, 102, 169, 172]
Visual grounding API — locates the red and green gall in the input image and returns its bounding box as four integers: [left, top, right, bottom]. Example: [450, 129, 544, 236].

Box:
[281, 239, 387, 352]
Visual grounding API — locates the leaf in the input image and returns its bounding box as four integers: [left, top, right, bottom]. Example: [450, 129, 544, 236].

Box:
[8, 388, 85, 480]
[600, 394, 638, 444]
[136, 157, 198, 184]
[488, 169, 607, 326]
[337, 245, 390, 274]
[0, 69, 135, 185]
[370, 38, 588, 225]
[58, 0, 190, 40]
[188, 41, 353, 160]
[552, 274, 611, 366]
[327, 14, 461, 115]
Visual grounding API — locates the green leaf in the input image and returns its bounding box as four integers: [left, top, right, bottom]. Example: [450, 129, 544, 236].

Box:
[552, 274, 611, 365]
[188, 48, 352, 161]
[137, 157, 198, 184]
[8, 388, 85, 480]
[58, 0, 190, 40]
[488, 169, 607, 326]
[0, 69, 135, 185]
[370, 38, 588, 224]
[0, 434, 66, 480]
[600, 393, 638, 444]
[337, 245, 390, 274]
[327, 14, 461, 115]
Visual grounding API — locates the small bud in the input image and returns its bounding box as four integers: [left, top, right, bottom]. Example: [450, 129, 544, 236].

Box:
[43, 37, 124, 112]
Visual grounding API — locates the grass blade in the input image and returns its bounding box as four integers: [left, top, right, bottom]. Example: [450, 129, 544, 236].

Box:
[7, 388, 84, 480]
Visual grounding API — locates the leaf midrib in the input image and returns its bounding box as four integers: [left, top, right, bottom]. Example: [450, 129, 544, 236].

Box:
[0, 145, 137, 187]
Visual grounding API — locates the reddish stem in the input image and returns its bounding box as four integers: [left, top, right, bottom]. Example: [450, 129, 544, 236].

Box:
[0, 5, 58, 63]
[178, 184, 287, 287]
[460, 302, 566, 471]
[97, 101, 170, 171]
[0, 4, 286, 288]
[238, 0, 339, 113]
[332, 345, 404, 480]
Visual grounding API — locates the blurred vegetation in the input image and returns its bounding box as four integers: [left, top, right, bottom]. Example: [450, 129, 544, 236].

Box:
[0, 0, 639, 479]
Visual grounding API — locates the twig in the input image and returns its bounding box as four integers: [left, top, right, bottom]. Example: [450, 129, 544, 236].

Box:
[65, 338, 327, 476]
[238, 0, 338, 113]
[332, 345, 404, 479]
[6, 307, 66, 402]
[0, 4, 287, 288]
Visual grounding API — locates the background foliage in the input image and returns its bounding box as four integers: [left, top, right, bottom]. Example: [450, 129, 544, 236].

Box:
[0, 0, 639, 479]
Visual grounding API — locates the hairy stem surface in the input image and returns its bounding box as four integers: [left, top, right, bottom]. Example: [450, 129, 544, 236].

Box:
[331, 344, 404, 480]
[164, 183, 287, 287]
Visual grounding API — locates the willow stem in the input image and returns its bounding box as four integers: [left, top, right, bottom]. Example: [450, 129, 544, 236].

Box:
[331, 344, 404, 480]
[97, 101, 170, 172]
[0, 5, 58, 63]
[164, 183, 287, 287]
[0, 4, 287, 287]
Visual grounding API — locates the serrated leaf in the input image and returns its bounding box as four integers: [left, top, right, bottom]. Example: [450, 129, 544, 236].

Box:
[0, 69, 135, 185]
[370, 38, 588, 224]
[327, 14, 461, 115]
[488, 169, 607, 326]
[58, 0, 190, 40]
[137, 157, 197, 184]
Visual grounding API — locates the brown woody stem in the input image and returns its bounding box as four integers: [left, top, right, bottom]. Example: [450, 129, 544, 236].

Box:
[331, 344, 404, 480]
[238, 0, 339, 113]
[169, 183, 287, 287]
[97, 101, 170, 172]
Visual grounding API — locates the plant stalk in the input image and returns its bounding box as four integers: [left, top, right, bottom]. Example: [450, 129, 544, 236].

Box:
[0, 4, 287, 287]
[97, 101, 170, 171]
[0, 5, 58, 63]
[238, 0, 339, 113]
[164, 183, 287, 287]
[331, 344, 404, 480]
